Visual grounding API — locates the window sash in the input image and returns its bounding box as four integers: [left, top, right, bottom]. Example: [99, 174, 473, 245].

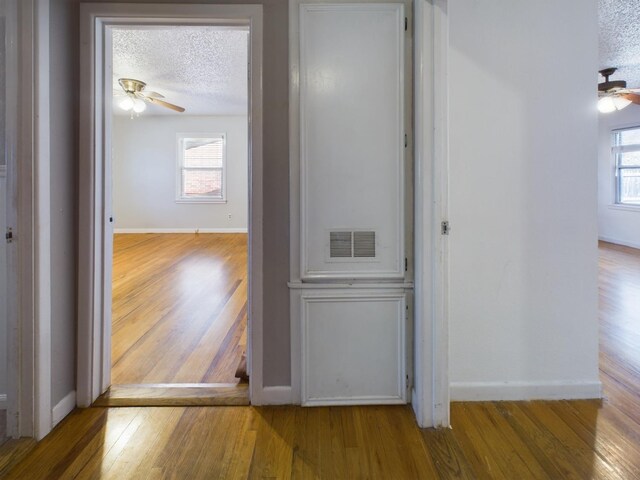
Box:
[181, 167, 224, 198]
[613, 127, 640, 205]
[177, 134, 226, 202]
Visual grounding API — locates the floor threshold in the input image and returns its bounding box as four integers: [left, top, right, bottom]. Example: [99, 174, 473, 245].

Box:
[93, 383, 250, 407]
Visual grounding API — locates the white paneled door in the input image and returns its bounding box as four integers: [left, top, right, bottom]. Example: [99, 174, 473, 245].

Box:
[300, 3, 406, 280]
[291, 0, 412, 406]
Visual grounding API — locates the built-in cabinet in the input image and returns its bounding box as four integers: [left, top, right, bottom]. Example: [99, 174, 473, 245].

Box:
[290, 0, 412, 406]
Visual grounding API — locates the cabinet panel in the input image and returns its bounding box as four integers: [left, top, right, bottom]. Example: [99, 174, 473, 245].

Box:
[299, 4, 405, 279]
[301, 291, 406, 405]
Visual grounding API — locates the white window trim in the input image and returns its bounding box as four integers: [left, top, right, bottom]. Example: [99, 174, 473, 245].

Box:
[611, 125, 640, 208]
[175, 132, 228, 203]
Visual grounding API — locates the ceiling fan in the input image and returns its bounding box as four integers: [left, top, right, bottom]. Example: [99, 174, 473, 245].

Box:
[598, 68, 640, 113]
[115, 78, 186, 115]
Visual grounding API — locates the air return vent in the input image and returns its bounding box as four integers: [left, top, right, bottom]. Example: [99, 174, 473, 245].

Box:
[330, 231, 353, 258]
[329, 231, 376, 258]
[354, 231, 376, 257]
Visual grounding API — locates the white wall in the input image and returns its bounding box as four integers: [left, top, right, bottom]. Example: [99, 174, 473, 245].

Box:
[447, 0, 601, 400]
[598, 107, 640, 249]
[112, 115, 248, 232]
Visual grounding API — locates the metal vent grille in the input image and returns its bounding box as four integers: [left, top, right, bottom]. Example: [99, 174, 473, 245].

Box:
[330, 231, 353, 258]
[353, 231, 376, 257]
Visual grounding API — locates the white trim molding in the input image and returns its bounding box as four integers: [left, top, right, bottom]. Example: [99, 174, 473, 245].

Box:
[114, 228, 248, 234]
[78, 3, 264, 408]
[5, 0, 53, 440]
[259, 386, 293, 405]
[450, 381, 603, 402]
[52, 391, 76, 428]
[412, 0, 450, 428]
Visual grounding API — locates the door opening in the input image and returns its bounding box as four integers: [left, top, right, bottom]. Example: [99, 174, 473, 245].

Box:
[100, 25, 251, 405]
[78, 4, 264, 408]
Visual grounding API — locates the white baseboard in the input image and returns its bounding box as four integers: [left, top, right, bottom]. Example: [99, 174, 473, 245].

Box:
[450, 380, 602, 401]
[114, 228, 248, 234]
[598, 235, 640, 250]
[52, 390, 76, 427]
[0, 394, 6, 409]
[256, 386, 293, 405]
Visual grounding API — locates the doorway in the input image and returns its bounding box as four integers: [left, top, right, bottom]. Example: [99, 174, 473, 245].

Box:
[106, 27, 250, 402]
[78, 4, 264, 407]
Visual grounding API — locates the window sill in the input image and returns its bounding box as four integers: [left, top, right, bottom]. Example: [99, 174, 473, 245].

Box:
[175, 198, 227, 204]
[608, 203, 640, 212]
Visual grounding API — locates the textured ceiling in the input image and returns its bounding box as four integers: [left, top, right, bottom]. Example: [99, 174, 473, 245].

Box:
[599, 0, 640, 89]
[112, 27, 248, 116]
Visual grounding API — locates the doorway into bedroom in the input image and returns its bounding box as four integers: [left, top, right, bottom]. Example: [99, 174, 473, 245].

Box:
[105, 25, 250, 403]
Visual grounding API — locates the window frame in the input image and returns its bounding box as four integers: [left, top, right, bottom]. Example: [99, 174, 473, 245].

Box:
[175, 132, 227, 203]
[612, 125, 640, 208]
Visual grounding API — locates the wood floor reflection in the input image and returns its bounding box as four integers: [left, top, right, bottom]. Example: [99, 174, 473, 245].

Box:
[2, 241, 640, 478]
[110, 233, 248, 385]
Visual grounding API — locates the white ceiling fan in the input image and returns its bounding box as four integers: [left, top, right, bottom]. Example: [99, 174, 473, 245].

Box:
[115, 78, 186, 115]
[598, 68, 640, 113]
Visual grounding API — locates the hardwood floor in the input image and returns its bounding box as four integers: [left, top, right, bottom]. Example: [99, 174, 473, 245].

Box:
[110, 233, 247, 385]
[3, 241, 640, 478]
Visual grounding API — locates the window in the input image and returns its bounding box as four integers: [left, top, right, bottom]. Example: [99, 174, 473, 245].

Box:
[612, 127, 640, 206]
[177, 134, 226, 202]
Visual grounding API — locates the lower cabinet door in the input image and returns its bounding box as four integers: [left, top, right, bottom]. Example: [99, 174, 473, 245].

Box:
[301, 290, 406, 406]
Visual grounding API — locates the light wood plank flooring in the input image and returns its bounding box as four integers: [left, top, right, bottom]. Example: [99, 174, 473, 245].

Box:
[3, 241, 640, 478]
[110, 233, 247, 385]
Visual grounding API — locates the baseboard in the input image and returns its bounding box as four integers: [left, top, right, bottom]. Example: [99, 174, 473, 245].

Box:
[450, 380, 602, 401]
[0, 394, 6, 409]
[52, 390, 76, 427]
[257, 386, 293, 405]
[598, 235, 640, 250]
[114, 228, 248, 234]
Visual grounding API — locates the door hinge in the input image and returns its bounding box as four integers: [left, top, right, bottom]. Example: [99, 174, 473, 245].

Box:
[404, 134, 408, 148]
[441, 221, 450, 235]
[405, 257, 408, 271]
[404, 17, 408, 31]
[5, 227, 13, 243]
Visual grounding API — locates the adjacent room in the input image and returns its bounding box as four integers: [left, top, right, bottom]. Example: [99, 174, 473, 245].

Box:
[107, 26, 250, 394]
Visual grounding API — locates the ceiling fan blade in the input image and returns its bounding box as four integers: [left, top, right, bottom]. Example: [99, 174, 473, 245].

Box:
[143, 91, 165, 99]
[146, 97, 186, 113]
[623, 93, 640, 105]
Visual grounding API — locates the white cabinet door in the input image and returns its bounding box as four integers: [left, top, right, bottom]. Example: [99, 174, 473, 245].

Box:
[301, 290, 406, 405]
[299, 3, 405, 280]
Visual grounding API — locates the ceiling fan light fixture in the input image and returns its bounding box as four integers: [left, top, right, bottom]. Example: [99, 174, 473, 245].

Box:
[133, 98, 147, 113]
[119, 96, 134, 111]
[598, 95, 632, 113]
[598, 96, 616, 113]
[612, 96, 632, 111]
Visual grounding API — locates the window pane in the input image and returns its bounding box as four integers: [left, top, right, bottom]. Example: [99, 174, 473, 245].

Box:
[620, 168, 640, 205]
[183, 138, 224, 168]
[617, 128, 640, 146]
[182, 169, 223, 198]
[619, 151, 640, 167]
